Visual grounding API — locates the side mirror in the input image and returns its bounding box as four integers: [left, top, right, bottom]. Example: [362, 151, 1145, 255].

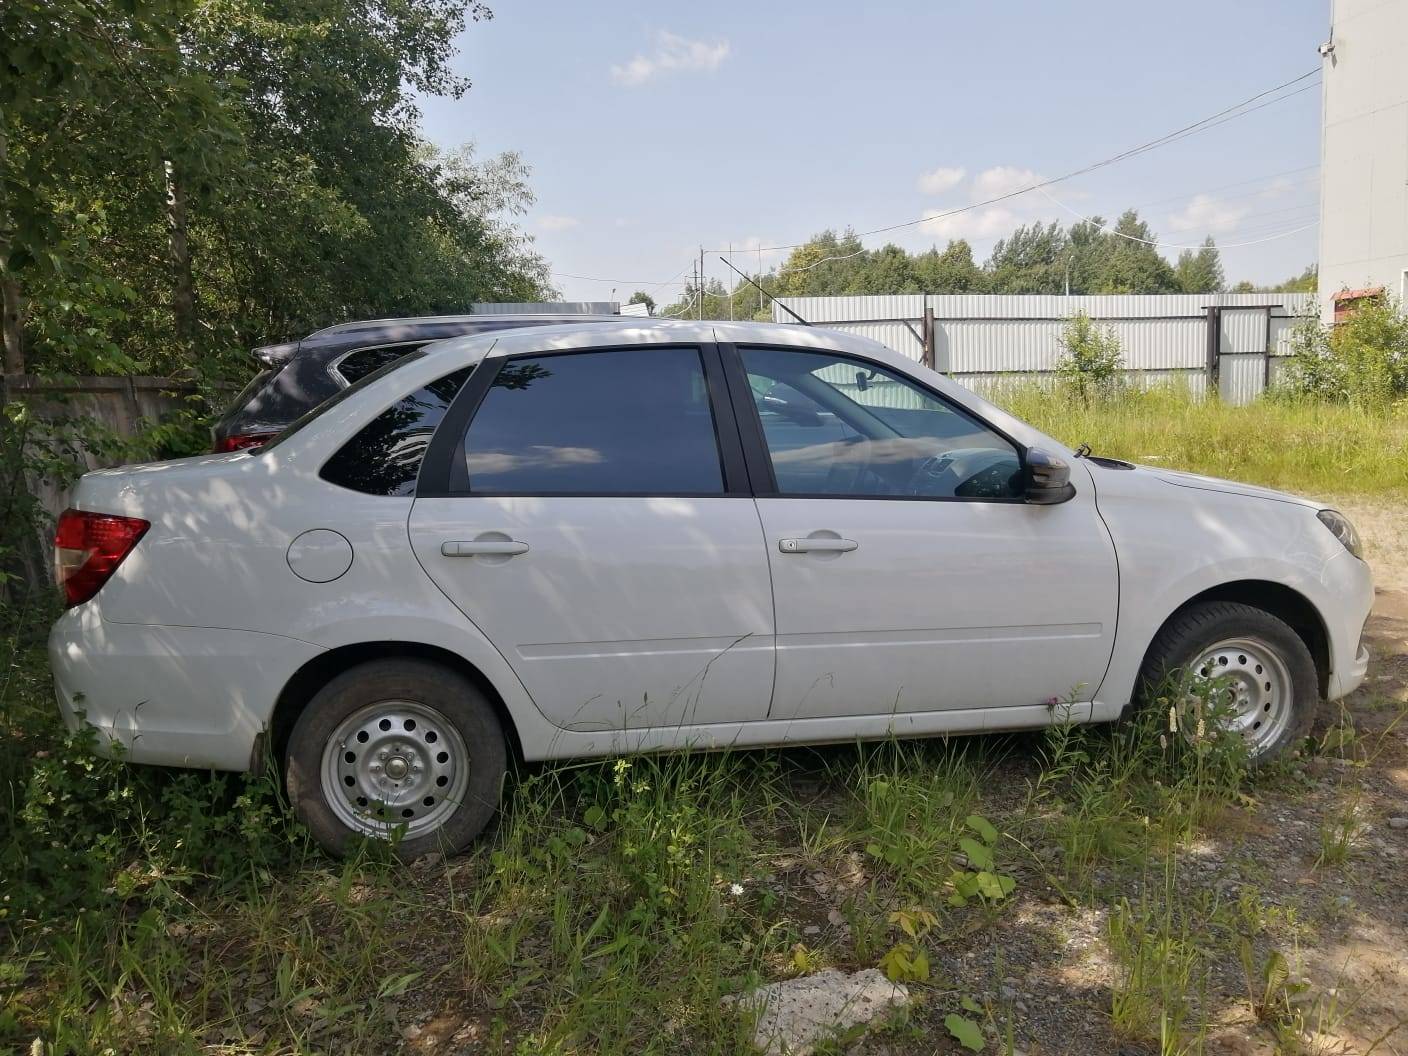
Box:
[1024, 447, 1076, 505]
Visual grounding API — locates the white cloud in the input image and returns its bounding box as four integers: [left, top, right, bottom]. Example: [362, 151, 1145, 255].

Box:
[970, 165, 1043, 200]
[610, 31, 730, 86]
[916, 166, 1052, 242]
[1166, 194, 1248, 234]
[916, 166, 966, 195]
[919, 204, 1024, 241]
[537, 214, 580, 232]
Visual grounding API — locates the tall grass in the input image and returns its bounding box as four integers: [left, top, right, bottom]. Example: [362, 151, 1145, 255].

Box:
[989, 382, 1408, 499]
[4, 388, 1402, 1052]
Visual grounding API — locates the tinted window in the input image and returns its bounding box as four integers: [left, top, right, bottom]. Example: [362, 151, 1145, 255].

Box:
[335, 342, 425, 385]
[461, 347, 723, 494]
[320, 367, 472, 495]
[740, 347, 1022, 499]
[261, 349, 430, 454]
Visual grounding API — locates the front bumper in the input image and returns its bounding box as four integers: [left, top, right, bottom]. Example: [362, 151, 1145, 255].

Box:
[1324, 550, 1374, 702]
[48, 603, 325, 771]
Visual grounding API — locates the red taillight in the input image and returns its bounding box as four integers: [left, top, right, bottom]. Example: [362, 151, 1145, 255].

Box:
[213, 432, 274, 453]
[53, 509, 150, 608]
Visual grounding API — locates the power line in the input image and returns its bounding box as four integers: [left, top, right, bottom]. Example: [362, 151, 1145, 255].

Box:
[1036, 185, 1318, 251]
[1132, 166, 1318, 212]
[704, 69, 1320, 255]
[551, 269, 689, 287]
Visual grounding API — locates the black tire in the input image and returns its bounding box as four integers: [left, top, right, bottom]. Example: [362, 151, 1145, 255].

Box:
[1137, 600, 1318, 763]
[285, 658, 507, 858]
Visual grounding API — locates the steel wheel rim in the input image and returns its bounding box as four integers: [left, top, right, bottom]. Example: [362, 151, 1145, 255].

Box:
[1184, 636, 1294, 753]
[320, 700, 470, 839]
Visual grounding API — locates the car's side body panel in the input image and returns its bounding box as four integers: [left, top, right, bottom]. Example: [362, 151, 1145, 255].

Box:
[755, 464, 1119, 719]
[1087, 463, 1374, 713]
[409, 495, 777, 731]
[49, 600, 324, 770]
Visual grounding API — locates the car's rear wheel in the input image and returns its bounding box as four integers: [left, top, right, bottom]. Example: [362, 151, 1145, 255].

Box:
[285, 658, 507, 857]
[1138, 601, 1318, 763]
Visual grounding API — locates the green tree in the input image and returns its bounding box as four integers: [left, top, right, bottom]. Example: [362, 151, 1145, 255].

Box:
[1056, 311, 1124, 404]
[914, 240, 987, 293]
[1088, 210, 1178, 294]
[986, 222, 1069, 293]
[3, 0, 551, 383]
[1174, 237, 1225, 294]
[627, 291, 656, 314]
[1276, 265, 1317, 293]
[774, 229, 867, 297]
[1226, 266, 1317, 294]
[1280, 298, 1408, 408]
[855, 243, 919, 293]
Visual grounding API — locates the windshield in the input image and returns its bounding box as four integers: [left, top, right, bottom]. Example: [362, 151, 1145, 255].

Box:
[259, 349, 430, 454]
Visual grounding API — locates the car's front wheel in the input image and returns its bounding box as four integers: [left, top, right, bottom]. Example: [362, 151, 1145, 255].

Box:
[1139, 600, 1319, 763]
[285, 658, 507, 857]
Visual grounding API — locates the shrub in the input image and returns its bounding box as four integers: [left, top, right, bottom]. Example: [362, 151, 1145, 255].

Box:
[1056, 311, 1124, 404]
[1278, 298, 1408, 410]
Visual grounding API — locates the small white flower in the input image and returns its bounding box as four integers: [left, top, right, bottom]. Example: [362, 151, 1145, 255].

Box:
[729, 882, 744, 897]
[1168, 706, 1179, 733]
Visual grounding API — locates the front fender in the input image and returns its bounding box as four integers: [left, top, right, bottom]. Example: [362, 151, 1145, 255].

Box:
[1091, 471, 1362, 714]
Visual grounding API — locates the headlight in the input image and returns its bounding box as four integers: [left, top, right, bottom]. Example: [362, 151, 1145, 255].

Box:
[1317, 509, 1364, 560]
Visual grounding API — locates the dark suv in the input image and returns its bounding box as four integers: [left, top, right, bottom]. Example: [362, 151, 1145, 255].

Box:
[212, 314, 624, 451]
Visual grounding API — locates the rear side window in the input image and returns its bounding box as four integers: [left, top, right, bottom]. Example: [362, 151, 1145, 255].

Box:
[321, 368, 472, 495]
[460, 347, 723, 494]
[335, 342, 426, 385]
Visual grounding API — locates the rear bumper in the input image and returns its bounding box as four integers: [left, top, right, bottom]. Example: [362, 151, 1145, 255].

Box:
[48, 604, 324, 771]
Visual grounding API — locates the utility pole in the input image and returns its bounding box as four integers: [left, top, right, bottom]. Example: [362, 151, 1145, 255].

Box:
[758, 248, 764, 318]
[698, 245, 705, 320]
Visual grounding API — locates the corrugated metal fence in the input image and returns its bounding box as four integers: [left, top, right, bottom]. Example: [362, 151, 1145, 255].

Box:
[772, 293, 1315, 405]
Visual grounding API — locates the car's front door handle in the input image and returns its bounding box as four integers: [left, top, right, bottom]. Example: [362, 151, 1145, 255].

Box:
[778, 537, 858, 554]
[441, 539, 530, 557]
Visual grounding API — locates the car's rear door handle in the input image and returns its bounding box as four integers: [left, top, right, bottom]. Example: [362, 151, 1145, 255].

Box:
[441, 539, 529, 557]
[778, 537, 858, 554]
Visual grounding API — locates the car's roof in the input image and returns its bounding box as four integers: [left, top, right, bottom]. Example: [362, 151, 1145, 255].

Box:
[306, 314, 625, 340]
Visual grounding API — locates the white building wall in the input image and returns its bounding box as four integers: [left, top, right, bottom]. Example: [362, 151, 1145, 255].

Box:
[1318, 0, 1408, 317]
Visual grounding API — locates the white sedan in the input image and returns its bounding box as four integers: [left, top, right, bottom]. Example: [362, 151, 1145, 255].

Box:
[48, 320, 1373, 855]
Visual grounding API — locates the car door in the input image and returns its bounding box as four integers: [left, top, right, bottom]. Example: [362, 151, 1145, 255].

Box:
[725, 343, 1118, 722]
[408, 342, 775, 733]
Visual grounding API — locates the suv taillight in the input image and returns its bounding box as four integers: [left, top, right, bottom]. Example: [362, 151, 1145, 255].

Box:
[213, 432, 274, 453]
[53, 509, 149, 608]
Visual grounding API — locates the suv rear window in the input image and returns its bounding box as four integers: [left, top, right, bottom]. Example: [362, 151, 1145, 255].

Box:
[335, 342, 426, 385]
[260, 350, 429, 455]
[320, 367, 473, 495]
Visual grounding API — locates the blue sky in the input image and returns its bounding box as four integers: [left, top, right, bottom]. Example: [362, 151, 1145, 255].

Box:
[417, 1, 1328, 303]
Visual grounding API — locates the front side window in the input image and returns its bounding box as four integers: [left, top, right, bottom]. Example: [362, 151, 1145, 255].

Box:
[740, 347, 1023, 499]
[320, 367, 472, 495]
[461, 347, 724, 494]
